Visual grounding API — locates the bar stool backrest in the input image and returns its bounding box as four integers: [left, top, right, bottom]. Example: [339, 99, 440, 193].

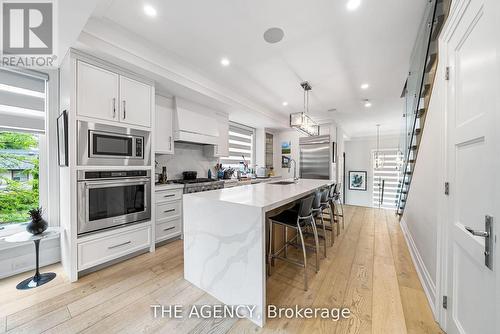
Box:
[312, 191, 322, 210]
[328, 184, 336, 200]
[298, 195, 315, 219]
[320, 188, 329, 203]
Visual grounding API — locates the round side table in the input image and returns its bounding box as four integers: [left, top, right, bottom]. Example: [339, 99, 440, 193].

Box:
[2, 228, 59, 290]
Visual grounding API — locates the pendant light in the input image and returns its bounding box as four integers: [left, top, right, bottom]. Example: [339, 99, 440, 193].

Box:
[290, 81, 320, 136]
[374, 124, 385, 169]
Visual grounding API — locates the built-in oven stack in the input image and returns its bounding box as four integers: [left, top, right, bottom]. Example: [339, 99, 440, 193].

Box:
[77, 170, 151, 235]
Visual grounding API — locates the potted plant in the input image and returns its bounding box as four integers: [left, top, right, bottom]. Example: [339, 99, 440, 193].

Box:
[26, 207, 48, 235]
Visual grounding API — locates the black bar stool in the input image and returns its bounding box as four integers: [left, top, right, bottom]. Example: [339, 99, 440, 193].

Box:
[332, 183, 345, 230]
[267, 194, 318, 291]
[312, 188, 329, 258]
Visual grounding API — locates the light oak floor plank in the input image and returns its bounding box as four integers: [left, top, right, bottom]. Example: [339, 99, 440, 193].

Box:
[0, 206, 442, 334]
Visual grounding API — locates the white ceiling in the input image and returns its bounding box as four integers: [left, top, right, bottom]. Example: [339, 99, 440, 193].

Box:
[89, 0, 426, 137]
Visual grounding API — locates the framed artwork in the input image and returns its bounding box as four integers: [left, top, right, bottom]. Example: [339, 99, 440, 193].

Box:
[57, 110, 68, 167]
[281, 141, 291, 155]
[349, 171, 367, 191]
[281, 155, 291, 168]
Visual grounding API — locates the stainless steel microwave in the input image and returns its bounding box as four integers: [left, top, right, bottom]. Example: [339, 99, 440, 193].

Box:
[78, 121, 151, 166]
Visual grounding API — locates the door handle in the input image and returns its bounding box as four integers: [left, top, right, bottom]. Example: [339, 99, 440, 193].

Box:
[465, 226, 489, 238]
[465, 215, 494, 270]
[113, 98, 116, 118]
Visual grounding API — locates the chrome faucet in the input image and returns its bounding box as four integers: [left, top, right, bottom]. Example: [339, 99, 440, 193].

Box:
[289, 159, 299, 181]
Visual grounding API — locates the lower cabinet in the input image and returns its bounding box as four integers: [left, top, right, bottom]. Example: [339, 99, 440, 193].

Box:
[155, 187, 183, 242]
[77, 224, 151, 271]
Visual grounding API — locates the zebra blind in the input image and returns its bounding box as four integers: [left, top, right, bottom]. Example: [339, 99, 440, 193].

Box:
[372, 149, 400, 209]
[0, 68, 47, 133]
[219, 122, 255, 168]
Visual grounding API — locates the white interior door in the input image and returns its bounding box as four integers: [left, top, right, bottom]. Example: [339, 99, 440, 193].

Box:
[445, 0, 498, 333]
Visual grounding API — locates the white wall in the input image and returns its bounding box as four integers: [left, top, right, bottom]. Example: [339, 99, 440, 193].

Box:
[344, 135, 399, 207]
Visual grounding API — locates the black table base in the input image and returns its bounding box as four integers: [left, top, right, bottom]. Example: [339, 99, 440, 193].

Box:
[16, 238, 56, 290]
[16, 272, 56, 290]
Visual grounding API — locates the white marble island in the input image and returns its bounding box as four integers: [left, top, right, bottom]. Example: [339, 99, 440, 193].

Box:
[183, 178, 332, 327]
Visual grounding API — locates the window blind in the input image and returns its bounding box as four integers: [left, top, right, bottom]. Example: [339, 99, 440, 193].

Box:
[219, 122, 255, 169]
[372, 149, 401, 210]
[0, 68, 47, 133]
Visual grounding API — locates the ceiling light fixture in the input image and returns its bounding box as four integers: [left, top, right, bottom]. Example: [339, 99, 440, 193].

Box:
[346, 0, 361, 11]
[220, 58, 230, 66]
[282, 101, 288, 106]
[361, 83, 369, 89]
[289, 81, 320, 136]
[143, 5, 157, 17]
[364, 99, 372, 108]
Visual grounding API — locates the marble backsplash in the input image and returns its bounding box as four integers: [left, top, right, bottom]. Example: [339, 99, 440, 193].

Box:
[155, 142, 218, 181]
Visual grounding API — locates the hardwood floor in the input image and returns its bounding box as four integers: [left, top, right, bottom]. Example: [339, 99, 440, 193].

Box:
[0, 206, 443, 334]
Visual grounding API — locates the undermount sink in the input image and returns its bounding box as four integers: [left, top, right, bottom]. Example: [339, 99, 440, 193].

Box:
[270, 181, 297, 185]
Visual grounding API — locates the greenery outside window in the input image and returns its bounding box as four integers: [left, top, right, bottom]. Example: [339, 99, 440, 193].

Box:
[0, 132, 40, 225]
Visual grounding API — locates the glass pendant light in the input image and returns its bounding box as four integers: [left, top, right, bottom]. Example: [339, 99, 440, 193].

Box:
[290, 81, 320, 136]
[374, 124, 385, 169]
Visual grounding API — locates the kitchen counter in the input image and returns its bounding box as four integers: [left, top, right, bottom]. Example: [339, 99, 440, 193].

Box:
[183, 178, 333, 327]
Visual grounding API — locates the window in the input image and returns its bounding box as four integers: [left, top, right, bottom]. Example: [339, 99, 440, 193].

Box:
[0, 68, 47, 227]
[372, 149, 400, 209]
[219, 122, 256, 170]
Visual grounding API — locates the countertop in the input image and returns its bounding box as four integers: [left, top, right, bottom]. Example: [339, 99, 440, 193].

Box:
[154, 183, 185, 191]
[184, 178, 333, 211]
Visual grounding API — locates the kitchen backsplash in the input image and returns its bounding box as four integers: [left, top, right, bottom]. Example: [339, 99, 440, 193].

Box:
[155, 142, 218, 180]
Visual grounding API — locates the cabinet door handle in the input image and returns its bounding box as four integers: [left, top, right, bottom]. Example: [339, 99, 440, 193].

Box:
[163, 194, 175, 198]
[112, 98, 116, 118]
[169, 136, 172, 150]
[164, 209, 175, 213]
[163, 226, 175, 232]
[123, 100, 126, 119]
[108, 240, 131, 249]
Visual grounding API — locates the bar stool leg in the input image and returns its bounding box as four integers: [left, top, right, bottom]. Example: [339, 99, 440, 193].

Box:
[329, 203, 335, 245]
[320, 214, 327, 258]
[297, 222, 308, 291]
[339, 200, 345, 229]
[284, 226, 288, 258]
[268, 220, 273, 276]
[309, 216, 320, 273]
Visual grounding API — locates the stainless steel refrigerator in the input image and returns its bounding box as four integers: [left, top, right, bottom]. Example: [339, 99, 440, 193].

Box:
[299, 135, 331, 179]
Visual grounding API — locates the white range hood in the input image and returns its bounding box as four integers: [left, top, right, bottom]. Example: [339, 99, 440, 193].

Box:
[173, 97, 219, 145]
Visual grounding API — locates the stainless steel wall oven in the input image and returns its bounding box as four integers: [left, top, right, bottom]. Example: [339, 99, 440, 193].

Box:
[77, 170, 151, 235]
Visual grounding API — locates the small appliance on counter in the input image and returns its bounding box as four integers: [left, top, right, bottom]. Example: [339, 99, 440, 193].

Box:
[256, 167, 267, 178]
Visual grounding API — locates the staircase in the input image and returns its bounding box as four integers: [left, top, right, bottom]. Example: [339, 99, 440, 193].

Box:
[396, 0, 451, 216]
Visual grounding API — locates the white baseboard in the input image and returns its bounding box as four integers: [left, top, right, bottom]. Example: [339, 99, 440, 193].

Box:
[400, 219, 437, 318]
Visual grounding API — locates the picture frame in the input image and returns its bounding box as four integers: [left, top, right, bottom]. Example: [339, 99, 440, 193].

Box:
[57, 110, 68, 167]
[349, 171, 367, 191]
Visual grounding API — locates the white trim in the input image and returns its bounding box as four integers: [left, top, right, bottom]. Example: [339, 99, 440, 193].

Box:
[400, 218, 438, 318]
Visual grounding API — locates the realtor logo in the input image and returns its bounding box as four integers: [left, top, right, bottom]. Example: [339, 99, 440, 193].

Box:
[2, 1, 53, 55]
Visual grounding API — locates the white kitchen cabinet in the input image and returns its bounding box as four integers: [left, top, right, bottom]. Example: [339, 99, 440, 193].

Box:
[77, 61, 119, 122]
[155, 96, 174, 154]
[155, 187, 183, 243]
[204, 112, 229, 157]
[119, 76, 152, 128]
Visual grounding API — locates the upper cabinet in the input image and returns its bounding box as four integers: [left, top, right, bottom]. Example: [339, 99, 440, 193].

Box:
[76, 60, 152, 128]
[155, 96, 174, 154]
[215, 113, 229, 157]
[77, 61, 119, 122]
[119, 76, 151, 127]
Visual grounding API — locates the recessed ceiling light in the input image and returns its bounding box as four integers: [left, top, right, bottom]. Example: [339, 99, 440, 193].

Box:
[346, 0, 361, 11]
[220, 57, 230, 67]
[361, 83, 369, 89]
[282, 101, 288, 106]
[364, 100, 372, 108]
[143, 5, 157, 17]
[263, 27, 285, 44]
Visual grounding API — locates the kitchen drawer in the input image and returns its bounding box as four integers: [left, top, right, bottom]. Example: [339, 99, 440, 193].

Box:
[155, 189, 183, 203]
[77, 225, 151, 271]
[155, 218, 181, 242]
[156, 200, 181, 220]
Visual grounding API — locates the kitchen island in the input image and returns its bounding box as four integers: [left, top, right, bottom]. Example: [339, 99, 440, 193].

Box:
[183, 178, 332, 327]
